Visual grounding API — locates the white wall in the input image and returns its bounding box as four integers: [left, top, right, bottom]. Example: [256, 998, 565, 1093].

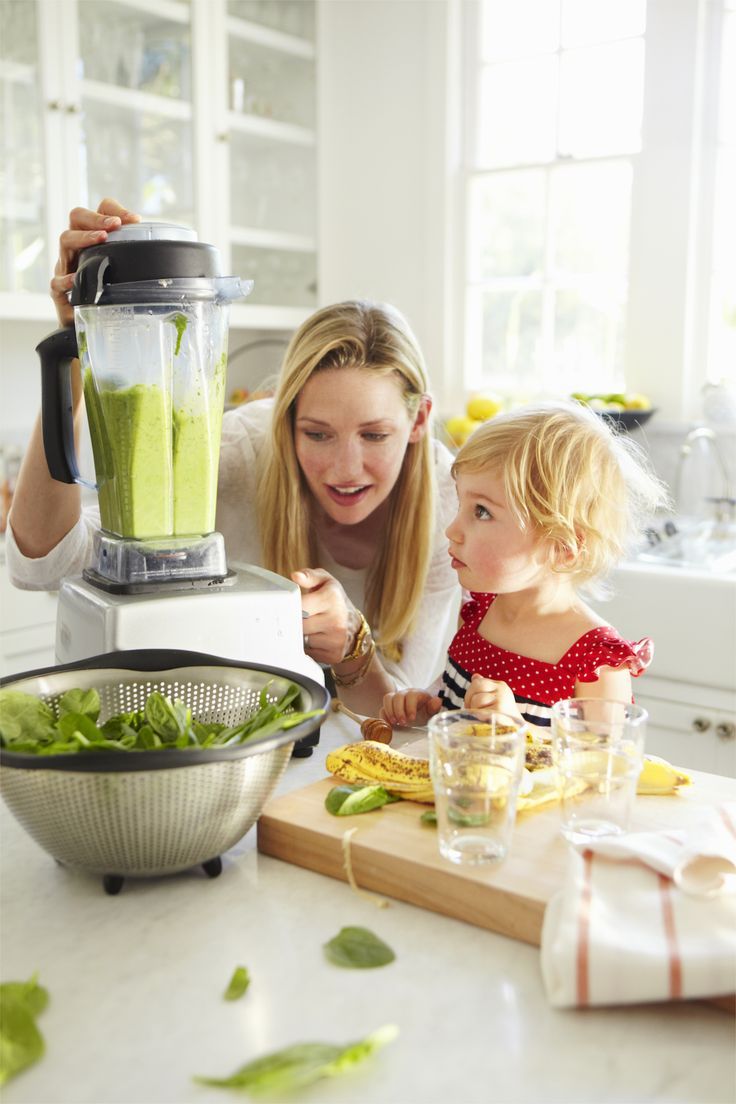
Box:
[317, 0, 458, 413]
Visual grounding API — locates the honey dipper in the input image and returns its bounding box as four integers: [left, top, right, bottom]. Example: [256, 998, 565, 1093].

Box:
[331, 699, 393, 744]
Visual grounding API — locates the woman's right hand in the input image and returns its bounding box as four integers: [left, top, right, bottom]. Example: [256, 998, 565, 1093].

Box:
[51, 199, 141, 327]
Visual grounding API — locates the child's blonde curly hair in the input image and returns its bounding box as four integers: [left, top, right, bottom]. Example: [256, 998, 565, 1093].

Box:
[451, 401, 669, 589]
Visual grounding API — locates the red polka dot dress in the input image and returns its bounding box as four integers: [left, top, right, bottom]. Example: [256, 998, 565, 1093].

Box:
[438, 592, 653, 727]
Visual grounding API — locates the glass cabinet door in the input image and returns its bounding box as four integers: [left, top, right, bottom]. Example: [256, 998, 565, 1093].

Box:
[226, 0, 317, 312]
[0, 0, 48, 293]
[76, 0, 195, 225]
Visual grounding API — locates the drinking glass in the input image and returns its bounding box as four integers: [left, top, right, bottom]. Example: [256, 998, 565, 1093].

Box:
[551, 698, 647, 841]
[428, 710, 527, 865]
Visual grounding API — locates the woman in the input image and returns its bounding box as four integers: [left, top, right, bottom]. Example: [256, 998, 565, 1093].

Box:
[7, 201, 460, 713]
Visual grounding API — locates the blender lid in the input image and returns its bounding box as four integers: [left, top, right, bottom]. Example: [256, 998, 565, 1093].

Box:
[71, 221, 252, 305]
[104, 222, 199, 243]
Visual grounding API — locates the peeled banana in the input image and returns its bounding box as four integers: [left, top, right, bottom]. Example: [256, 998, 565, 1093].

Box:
[325, 741, 435, 804]
[637, 755, 691, 795]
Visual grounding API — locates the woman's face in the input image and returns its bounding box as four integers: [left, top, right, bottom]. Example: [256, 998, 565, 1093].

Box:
[294, 366, 429, 526]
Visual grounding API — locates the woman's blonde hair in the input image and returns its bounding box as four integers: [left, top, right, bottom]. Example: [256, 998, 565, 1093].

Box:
[452, 401, 669, 587]
[256, 300, 434, 660]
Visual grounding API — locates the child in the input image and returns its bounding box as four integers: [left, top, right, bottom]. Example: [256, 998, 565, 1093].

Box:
[381, 402, 670, 730]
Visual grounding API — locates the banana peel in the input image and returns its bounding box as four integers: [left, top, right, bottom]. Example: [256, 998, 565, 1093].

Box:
[325, 741, 692, 811]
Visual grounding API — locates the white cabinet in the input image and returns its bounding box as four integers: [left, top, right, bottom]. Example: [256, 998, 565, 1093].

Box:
[590, 562, 736, 777]
[0, 0, 317, 332]
[0, 552, 57, 676]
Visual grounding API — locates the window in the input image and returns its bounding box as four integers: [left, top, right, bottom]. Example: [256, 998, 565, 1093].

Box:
[461, 0, 735, 411]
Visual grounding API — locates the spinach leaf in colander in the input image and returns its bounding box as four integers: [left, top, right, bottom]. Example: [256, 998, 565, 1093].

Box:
[0, 682, 324, 757]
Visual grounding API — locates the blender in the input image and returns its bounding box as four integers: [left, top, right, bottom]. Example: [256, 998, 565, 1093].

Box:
[36, 223, 324, 750]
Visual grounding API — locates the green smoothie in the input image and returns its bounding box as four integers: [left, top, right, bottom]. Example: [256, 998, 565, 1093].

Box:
[85, 373, 173, 538]
[83, 360, 225, 540]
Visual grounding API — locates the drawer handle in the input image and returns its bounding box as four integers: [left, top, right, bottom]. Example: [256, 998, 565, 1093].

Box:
[691, 717, 711, 733]
[715, 722, 735, 741]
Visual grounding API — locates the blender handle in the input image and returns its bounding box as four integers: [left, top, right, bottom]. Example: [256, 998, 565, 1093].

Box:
[36, 326, 81, 484]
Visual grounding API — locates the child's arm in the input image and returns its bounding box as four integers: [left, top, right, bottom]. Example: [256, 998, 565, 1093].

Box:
[574, 665, 632, 703]
[464, 674, 525, 724]
[380, 689, 443, 728]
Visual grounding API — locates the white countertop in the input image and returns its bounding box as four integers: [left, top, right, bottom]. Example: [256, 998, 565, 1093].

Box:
[1, 713, 734, 1104]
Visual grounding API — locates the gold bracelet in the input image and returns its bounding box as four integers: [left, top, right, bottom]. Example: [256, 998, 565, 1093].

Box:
[341, 610, 372, 663]
[331, 637, 376, 688]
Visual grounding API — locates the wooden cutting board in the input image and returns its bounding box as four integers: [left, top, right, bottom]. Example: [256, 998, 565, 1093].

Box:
[258, 759, 736, 947]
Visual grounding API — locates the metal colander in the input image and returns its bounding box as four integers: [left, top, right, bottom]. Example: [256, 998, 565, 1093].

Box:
[0, 650, 328, 892]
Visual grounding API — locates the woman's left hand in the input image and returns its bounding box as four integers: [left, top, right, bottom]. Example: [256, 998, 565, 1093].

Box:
[291, 567, 360, 666]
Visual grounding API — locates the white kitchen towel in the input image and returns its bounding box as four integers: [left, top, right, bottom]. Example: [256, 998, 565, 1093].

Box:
[540, 804, 736, 1007]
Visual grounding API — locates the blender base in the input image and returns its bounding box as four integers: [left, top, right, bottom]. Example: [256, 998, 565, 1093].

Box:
[82, 567, 237, 595]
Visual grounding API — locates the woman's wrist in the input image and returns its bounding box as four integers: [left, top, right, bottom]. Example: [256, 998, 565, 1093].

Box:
[340, 609, 373, 664]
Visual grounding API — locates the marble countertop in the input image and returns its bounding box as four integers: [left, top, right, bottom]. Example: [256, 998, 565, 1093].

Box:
[1, 712, 734, 1104]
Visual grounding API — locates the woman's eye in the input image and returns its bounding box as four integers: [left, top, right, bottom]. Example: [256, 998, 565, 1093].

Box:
[362, 432, 389, 442]
[304, 430, 329, 442]
[474, 504, 492, 520]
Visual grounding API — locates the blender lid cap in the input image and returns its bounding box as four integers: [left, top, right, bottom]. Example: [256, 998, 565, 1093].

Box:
[104, 222, 198, 243]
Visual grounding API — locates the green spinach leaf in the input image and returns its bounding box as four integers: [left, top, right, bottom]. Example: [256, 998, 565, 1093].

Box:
[193, 1024, 398, 1094]
[57, 688, 100, 722]
[0, 974, 48, 1086]
[323, 927, 395, 969]
[325, 784, 400, 817]
[223, 966, 250, 1001]
[0, 692, 56, 747]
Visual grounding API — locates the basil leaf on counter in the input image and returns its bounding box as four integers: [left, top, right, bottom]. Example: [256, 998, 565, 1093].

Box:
[323, 927, 396, 969]
[325, 784, 400, 817]
[223, 966, 250, 1001]
[0, 974, 49, 1086]
[193, 1024, 398, 1094]
[420, 810, 437, 827]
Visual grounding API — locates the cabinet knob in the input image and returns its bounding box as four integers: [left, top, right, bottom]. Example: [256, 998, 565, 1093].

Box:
[691, 716, 711, 733]
[47, 100, 62, 111]
[217, 132, 229, 143]
[715, 722, 735, 741]
[66, 103, 80, 115]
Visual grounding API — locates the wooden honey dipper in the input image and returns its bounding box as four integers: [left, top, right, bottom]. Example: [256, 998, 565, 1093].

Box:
[331, 699, 393, 744]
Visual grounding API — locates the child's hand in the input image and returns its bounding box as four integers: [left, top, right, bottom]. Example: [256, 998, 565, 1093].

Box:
[380, 690, 443, 728]
[464, 675, 523, 723]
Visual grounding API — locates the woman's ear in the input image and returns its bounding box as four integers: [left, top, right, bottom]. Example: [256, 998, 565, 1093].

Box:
[408, 394, 432, 443]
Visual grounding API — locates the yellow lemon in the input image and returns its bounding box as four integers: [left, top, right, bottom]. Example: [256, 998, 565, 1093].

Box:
[466, 393, 503, 422]
[623, 393, 652, 410]
[445, 415, 483, 447]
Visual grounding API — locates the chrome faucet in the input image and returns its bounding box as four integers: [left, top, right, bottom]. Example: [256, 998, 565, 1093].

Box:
[673, 427, 733, 518]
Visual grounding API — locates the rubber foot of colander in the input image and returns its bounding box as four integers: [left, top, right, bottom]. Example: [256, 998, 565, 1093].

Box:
[103, 874, 124, 895]
[202, 856, 222, 878]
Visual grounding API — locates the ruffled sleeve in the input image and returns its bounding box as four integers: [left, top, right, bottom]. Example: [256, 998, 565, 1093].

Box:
[574, 630, 654, 683]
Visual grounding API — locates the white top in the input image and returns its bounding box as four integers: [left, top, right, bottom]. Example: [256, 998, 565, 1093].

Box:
[5, 399, 460, 688]
[0, 713, 731, 1104]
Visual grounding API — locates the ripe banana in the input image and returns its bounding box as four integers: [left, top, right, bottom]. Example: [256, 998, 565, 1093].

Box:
[637, 755, 691, 795]
[325, 741, 435, 804]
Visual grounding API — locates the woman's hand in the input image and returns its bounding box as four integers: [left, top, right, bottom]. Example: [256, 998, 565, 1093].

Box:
[291, 567, 361, 666]
[380, 690, 442, 728]
[51, 199, 141, 327]
[463, 674, 523, 722]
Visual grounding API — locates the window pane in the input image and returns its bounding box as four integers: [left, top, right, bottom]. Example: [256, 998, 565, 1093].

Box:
[479, 57, 557, 166]
[551, 162, 632, 277]
[562, 0, 646, 48]
[559, 40, 644, 156]
[481, 0, 560, 60]
[231, 245, 317, 307]
[469, 288, 543, 390]
[79, 1, 191, 99]
[82, 101, 194, 224]
[469, 171, 546, 280]
[554, 287, 626, 393]
[719, 10, 736, 145]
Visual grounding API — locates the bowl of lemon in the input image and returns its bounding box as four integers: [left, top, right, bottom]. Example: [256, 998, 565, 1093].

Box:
[571, 392, 655, 431]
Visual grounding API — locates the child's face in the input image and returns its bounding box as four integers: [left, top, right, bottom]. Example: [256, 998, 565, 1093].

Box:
[446, 468, 547, 594]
